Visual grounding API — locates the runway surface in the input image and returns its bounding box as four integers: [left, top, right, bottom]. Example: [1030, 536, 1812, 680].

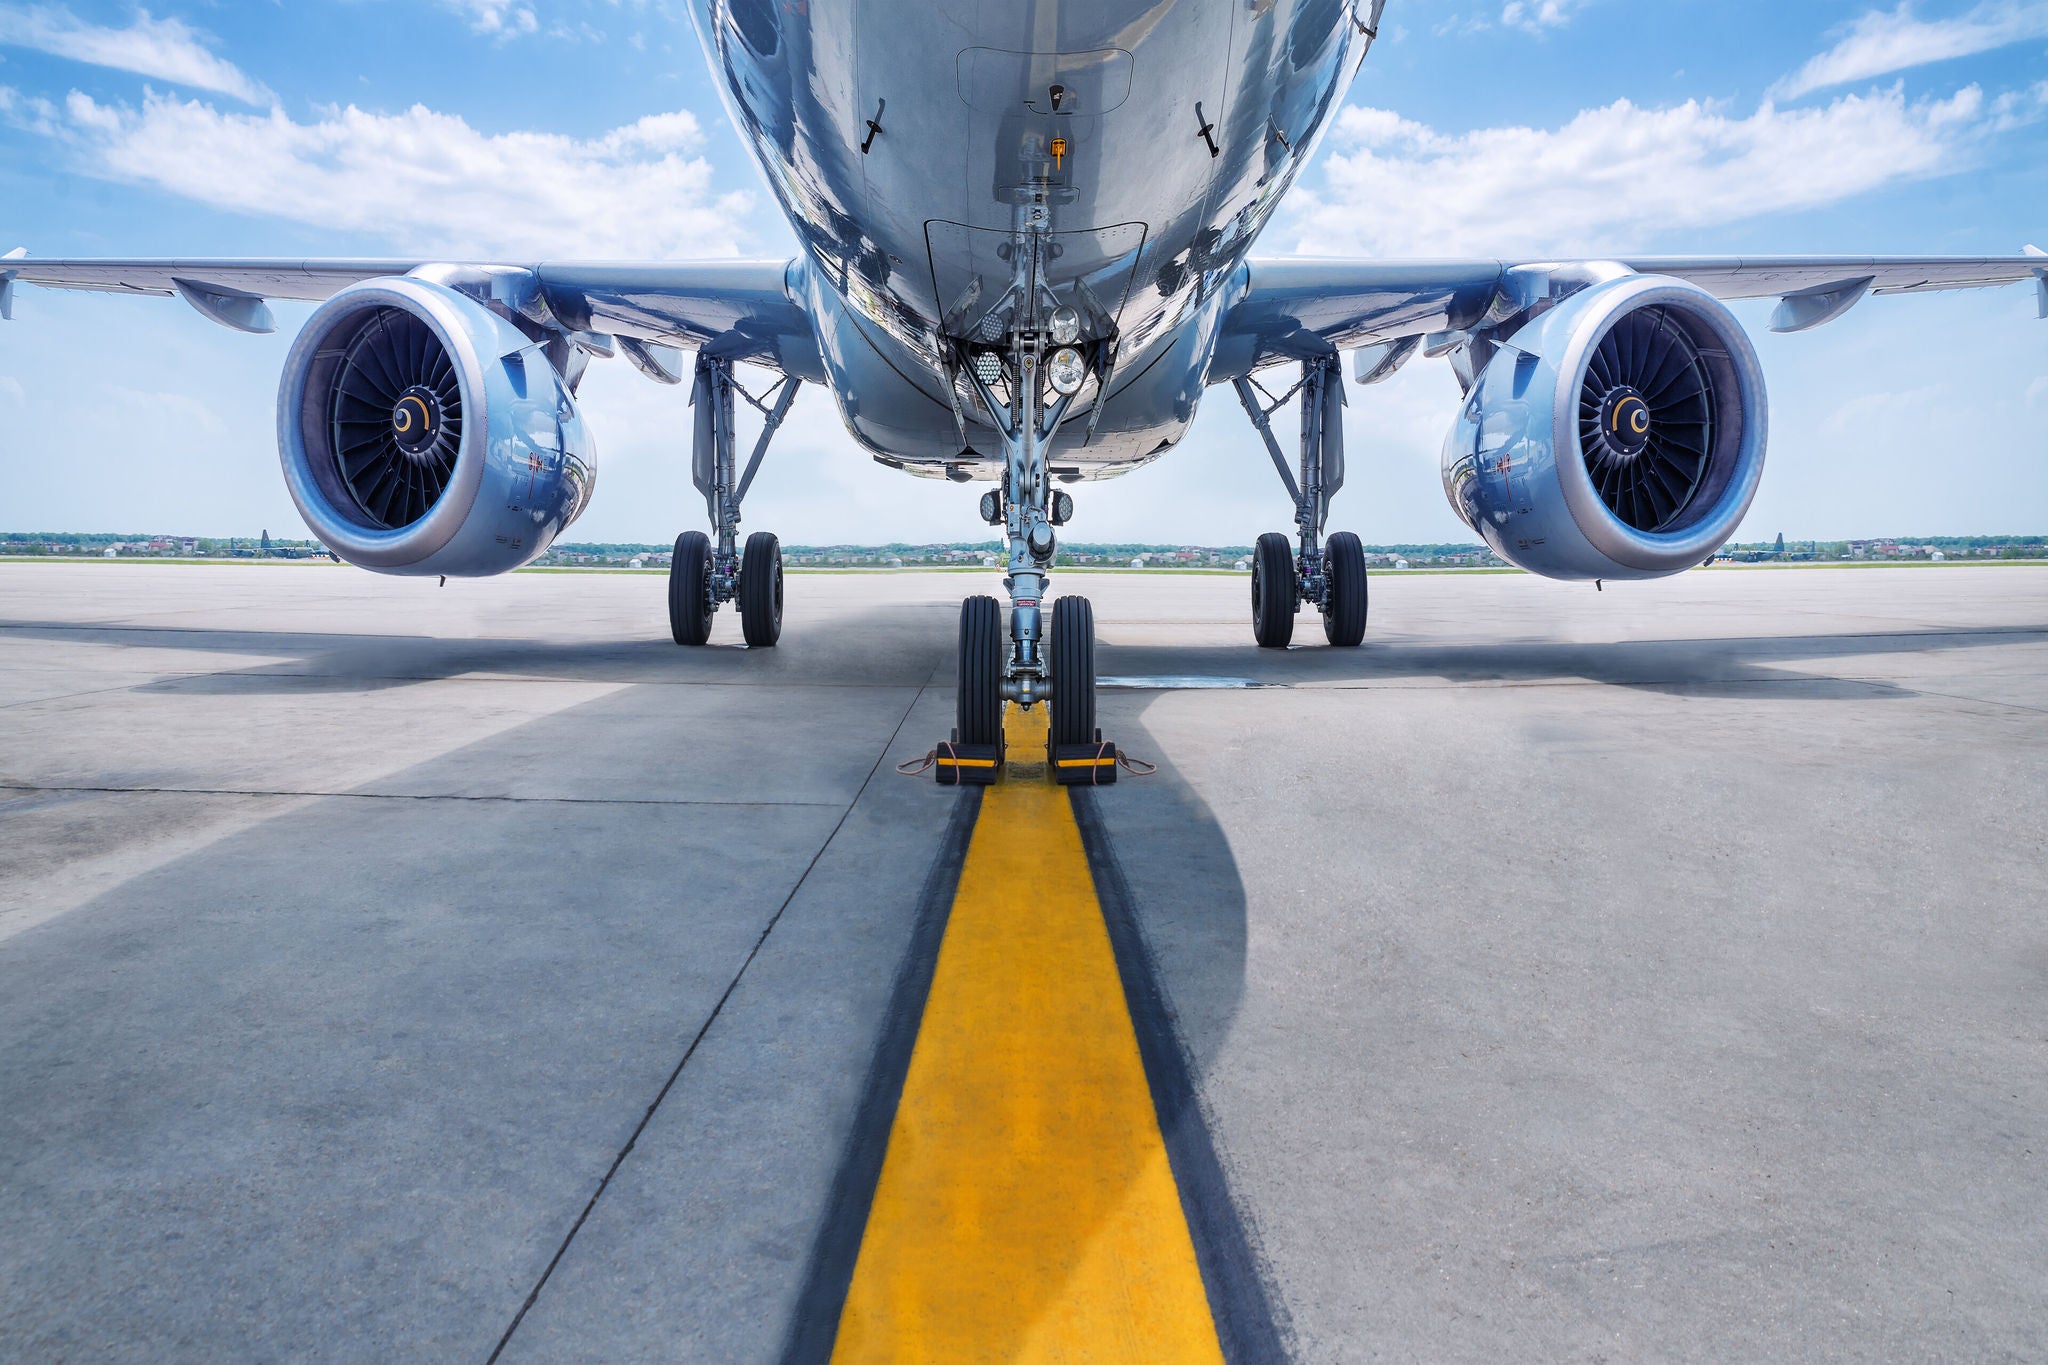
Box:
[2, 561, 2045, 1360]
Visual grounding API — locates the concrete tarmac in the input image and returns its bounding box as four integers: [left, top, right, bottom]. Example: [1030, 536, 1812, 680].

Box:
[1, 561, 2044, 1360]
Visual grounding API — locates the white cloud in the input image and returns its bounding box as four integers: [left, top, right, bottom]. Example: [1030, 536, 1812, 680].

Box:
[1777, 1, 2048, 99]
[447, 0, 539, 38]
[0, 374, 26, 407]
[48, 91, 754, 260]
[0, 5, 270, 105]
[2027, 375, 2048, 409]
[1291, 84, 2014, 258]
[1500, 0, 1588, 31]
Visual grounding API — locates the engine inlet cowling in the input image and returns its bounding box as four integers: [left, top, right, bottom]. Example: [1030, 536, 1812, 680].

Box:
[1441, 273, 1767, 581]
[278, 276, 595, 576]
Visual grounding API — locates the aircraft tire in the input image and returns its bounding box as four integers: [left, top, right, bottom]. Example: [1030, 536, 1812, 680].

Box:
[956, 595, 1004, 747]
[1050, 595, 1097, 749]
[1252, 532, 1297, 649]
[1323, 531, 1369, 647]
[669, 530, 715, 646]
[739, 531, 783, 647]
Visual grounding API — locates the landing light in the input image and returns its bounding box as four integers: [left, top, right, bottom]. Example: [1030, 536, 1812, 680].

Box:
[1049, 305, 1081, 345]
[1047, 346, 1086, 396]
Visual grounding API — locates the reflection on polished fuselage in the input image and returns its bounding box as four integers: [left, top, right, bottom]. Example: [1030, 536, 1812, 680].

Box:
[688, 0, 1365, 479]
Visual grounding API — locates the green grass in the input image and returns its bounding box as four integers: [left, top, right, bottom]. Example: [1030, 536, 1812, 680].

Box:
[0, 555, 340, 567]
[7, 555, 2043, 576]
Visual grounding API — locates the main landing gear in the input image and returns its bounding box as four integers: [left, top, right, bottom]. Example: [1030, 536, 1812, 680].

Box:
[938, 203, 1108, 783]
[668, 354, 800, 648]
[1233, 354, 1369, 649]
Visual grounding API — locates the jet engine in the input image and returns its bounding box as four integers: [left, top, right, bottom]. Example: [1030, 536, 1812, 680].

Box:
[1441, 273, 1766, 580]
[277, 276, 595, 576]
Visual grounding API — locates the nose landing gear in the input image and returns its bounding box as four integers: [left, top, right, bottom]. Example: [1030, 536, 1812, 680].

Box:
[932, 207, 1115, 784]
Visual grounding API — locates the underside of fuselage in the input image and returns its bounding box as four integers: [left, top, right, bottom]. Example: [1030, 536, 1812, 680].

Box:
[692, 0, 1365, 478]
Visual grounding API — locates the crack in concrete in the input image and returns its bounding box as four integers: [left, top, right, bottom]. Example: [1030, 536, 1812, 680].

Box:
[485, 681, 931, 1364]
[0, 784, 848, 808]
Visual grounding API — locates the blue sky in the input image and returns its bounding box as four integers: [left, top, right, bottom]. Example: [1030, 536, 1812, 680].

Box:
[0, 0, 2043, 546]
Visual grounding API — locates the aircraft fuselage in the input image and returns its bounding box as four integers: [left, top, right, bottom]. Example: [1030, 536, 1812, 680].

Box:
[688, 0, 1367, 479]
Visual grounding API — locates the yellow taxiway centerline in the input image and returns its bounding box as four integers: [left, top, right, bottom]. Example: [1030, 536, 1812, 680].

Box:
[830, 705, 1223, 1362]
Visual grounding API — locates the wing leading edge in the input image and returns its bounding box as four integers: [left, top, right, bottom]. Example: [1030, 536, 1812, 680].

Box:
[0, 255, 822, 379]
[1214, 250, 2048, 379]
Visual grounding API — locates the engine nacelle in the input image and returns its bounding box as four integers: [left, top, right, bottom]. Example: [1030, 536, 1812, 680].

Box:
[1441, 273, 1767, 581]
[278, 276, 595, 576]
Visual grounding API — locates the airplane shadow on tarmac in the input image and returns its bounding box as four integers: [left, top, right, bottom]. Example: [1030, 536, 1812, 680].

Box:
[1096, 620, 2048, 703]
[4, 609, 2038, 703]
[4, 605, 2042, 1354]
[0, 608, 1271, 1359]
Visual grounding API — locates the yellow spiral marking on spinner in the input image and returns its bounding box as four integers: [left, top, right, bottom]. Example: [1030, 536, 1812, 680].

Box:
[1611, 395, 1648, 436]
[395, 394, 432, 435]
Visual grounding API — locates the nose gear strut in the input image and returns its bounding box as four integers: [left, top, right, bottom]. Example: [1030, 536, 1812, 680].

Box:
[933, 203, 1112, 781]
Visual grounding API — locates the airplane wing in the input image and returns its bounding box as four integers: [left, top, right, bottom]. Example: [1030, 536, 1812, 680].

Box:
[1216, 250, 2048, 377]
[0, 254, 821, 378]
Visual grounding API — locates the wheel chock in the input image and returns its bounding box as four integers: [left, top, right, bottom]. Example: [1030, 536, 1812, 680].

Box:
[934, 732, 1004, 787]
[1050, 730, 1120, 786]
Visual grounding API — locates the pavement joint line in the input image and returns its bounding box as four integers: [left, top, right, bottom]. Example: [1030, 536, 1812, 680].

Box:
[0, 784, 849, 808]
[485, 681, 930, 1365]
[1890, 687, 2048, 717]
[0, 664, 937, 694]
[1251, 674, 1999, 694]
[0, 682, 157, 712]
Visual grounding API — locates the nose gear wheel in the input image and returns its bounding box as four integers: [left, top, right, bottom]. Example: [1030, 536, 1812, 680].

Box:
[1049, 596, 1097, 749]
[956, 595, 1005, 748]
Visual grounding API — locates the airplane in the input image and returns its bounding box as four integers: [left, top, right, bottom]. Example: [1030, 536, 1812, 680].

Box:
[4, 0, 2043, 765]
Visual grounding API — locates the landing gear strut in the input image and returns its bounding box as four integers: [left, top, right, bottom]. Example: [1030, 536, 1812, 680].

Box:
[669, 355, 799, 647]
[1233, 355, 1369, 648]
[940, 202, 1105, 773]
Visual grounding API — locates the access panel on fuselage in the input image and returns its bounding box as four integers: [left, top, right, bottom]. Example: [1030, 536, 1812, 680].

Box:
[852, 0, 1235, 357]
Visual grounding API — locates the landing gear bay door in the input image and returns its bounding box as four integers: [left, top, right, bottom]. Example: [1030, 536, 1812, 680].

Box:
[926, 221, 1144, 346]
